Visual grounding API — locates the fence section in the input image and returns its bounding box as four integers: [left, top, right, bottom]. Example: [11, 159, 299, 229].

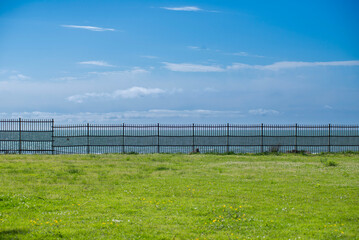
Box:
[0, 119, 53, 154]
[1, 119, 358, 154]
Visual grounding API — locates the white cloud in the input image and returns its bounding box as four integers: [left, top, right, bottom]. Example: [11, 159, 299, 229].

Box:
[163, 62, 224, 72]
[227, 63, 253, 70]
[9, 74, 30, 80]
[187, 46, 201, 50]
[89, 67, 149, 77]
[67, 87, 166, 103]
[232, 52, 264, 58]
[233, 52, 249, 57]
[249, 109, 279, 116]
[61, 25, 115, 31]
[324, 105, 333, 110]
[78, 61, 114, 67]
[228, 60, 359, 71]
[51, 76, 78, 82]
[161, 6, 203, 11]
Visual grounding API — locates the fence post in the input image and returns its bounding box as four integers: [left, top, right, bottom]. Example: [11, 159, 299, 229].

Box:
[122, 123, 125, 154]
[295, 123, 298, 152]
[192, 123, 195, 152]
[227, 123, 229, 153]
[51, 119, 54, 155]
[328, 124, 331, 153]
[87, 123, 90, 154]
[261, 123, 264, 153]
[157, 123, 160, 153]
[19, 118, 22, 154]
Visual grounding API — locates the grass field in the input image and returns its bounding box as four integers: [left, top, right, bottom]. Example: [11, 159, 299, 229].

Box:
[0, 153, 358, 239]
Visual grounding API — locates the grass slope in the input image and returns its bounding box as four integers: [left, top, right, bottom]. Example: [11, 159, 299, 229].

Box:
[0, 153, 358, 239]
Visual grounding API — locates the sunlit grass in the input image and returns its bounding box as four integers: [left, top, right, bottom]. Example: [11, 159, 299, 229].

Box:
[0, 153, 358, 239]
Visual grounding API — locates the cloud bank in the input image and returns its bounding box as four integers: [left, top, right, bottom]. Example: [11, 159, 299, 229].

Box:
[163, 62, 224, 72]
[163, 60, 359, 72]
[249, 109, 280, 116]
[228, 60, 359, 71]
[67, 87, 166, 103]
[0, 110, 244, 123]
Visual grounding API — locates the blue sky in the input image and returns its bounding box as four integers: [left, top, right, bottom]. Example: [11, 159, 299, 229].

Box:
[0, 0, 358, 123]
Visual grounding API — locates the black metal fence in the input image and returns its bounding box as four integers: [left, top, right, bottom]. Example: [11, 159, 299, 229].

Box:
[1, 119, 359, 154]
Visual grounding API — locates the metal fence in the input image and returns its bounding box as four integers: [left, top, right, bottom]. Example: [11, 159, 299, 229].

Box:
[1, 119, 359, 154]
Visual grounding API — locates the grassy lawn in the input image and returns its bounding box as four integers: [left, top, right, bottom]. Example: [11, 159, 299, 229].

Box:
[0, 153, 358, 239]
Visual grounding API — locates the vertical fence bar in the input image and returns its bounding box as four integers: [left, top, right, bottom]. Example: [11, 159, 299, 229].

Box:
[328, 123, 331, 153]
[157, 123, 160, 153]
[192, 123, 195, 152]
[261, 123, 264, 153]
[227, 123, 229, 153]
[87, 123, 90, 154]
[122, 123, 125, 154]
[295, 123, 298, 152]
[51, 119, 55, 155]
[19, 118, 22, 154]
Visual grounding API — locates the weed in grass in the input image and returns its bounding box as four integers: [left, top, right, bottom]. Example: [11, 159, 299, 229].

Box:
[320, 158, 338, 167]
[155, 166, 170, 171]
[67, 168, 82, 174]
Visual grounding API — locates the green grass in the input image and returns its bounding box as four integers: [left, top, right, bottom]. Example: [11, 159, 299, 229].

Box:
[0, 153, 358, 239]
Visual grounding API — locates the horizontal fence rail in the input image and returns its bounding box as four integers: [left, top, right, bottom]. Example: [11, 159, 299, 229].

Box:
[1, 119, 359, 154]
